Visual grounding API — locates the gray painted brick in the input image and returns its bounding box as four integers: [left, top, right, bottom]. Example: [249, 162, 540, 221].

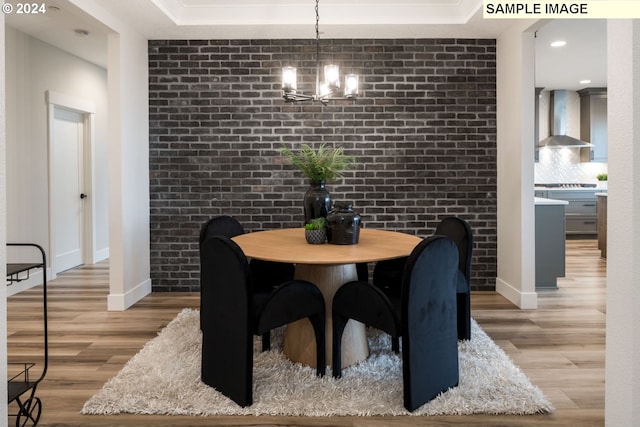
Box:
[149, 38, 497, 292]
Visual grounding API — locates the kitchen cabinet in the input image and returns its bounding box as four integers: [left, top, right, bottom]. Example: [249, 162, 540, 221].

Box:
[535, 197, 568, 289]
[578, 88, 607, 162]
[535, 189, 599, 236]
[560, 190, 598, 236]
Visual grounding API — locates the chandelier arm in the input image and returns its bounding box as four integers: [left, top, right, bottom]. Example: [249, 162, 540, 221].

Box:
[281, 0, 358, 104]
[284, 93, 315, 102]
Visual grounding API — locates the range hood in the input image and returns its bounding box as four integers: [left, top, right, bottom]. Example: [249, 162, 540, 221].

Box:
[538, 90, 593, 149]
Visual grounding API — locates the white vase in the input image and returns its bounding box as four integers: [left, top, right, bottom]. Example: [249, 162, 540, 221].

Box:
[597, 180, 607, 189]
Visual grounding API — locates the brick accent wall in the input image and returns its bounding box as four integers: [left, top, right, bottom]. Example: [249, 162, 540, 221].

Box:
[148, 38, 497, 292]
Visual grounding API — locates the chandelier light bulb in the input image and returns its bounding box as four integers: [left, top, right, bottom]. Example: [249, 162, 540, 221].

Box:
[324, 64, 340, 91]
[282, 67, 297, 94]
[344, 74, 359, 97]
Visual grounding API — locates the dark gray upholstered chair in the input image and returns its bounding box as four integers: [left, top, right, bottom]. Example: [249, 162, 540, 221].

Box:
[372, 216, 473, 341]
[199, 215, 245, 246]
[332, 235, 460, 412]
[372, 256, 409, 296]
[199, 215, 296, 291]
[199, 215, 295, 350]
[357, 256, 402, 329]
[371, 255, 410, 353]
[356, 262, 369, 282]
[434, 217, 473, 341]
[200, 235, 326, 407]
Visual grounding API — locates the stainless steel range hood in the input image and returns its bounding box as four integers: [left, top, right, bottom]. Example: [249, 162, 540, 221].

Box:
[538, 90, 593, 149]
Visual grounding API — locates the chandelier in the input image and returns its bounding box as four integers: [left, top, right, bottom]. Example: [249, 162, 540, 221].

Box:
[281, 0, 359, 105]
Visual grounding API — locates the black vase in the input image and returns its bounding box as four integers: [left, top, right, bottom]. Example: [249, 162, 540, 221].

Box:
[326, 203, 361, 245]
[303, 181, 331, 225]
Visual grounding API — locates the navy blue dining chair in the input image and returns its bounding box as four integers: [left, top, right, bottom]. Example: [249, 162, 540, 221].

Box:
[200, 235, 326, 407]
[199, 215, 296, 350]
[435, 217, 473, 340]
[331, 235, 460, 411]
[372, 216, 473, 341]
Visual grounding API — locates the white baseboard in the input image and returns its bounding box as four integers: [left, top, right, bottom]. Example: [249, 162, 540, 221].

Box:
[107, 278, 151, 311]
[496, 277, 538, 309]
[94, 247, 109, 263]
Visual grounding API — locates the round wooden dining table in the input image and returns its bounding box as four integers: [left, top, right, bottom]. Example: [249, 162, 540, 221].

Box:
[232, 228, 422, 369]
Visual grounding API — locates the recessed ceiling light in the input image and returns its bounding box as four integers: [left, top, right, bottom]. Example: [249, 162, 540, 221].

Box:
[550, 40, 567, 48]
[580, 79, 592, 85]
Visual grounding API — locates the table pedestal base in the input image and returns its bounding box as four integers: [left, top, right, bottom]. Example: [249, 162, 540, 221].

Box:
[283, 263, 369, 370]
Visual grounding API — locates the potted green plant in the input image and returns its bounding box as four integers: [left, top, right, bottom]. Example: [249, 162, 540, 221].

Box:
[304, 217, 327, 244]
[280, 144, 357, 224]
[280, 143, 357, 182]
[596, 173, 608, 189]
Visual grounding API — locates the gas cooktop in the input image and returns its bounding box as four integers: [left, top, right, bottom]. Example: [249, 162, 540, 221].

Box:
[536, 183, 597, 188]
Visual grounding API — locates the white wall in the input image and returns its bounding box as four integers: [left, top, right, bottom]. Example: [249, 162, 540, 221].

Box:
[605, 19, 640, 427]
[5, 27, 109, 273]
[495, 20, 539, 309]
[1, 13, 9, 422]
[4, 0, 151, 312]
[1, 4, 150, 415]
[67, 0, 151, 310]
[105, 29, 151, 310]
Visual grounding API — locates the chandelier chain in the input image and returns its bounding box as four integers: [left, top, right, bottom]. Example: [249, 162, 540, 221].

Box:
[280, 0, 358, 103]
[315, 0, 320, 58]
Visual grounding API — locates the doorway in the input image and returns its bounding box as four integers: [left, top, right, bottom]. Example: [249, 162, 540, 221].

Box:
[47, 91, 95, 276]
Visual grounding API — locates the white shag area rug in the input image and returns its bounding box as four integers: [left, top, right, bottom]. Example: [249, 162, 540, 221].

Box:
[81, 308, 553, 416]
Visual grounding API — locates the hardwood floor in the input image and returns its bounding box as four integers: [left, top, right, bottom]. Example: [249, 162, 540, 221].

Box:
[6, 240, 605, 426]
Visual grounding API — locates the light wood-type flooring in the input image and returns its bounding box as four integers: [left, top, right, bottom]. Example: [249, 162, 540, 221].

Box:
[6, 239, 605, 427]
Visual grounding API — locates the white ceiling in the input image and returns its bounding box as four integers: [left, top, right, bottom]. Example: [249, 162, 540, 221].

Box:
[4, 0, 606, 89]
[534, 19, 607, 90]
[4, 0, 111, 67]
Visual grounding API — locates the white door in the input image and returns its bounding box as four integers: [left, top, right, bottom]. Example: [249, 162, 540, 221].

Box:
[52, 107, 86, 273]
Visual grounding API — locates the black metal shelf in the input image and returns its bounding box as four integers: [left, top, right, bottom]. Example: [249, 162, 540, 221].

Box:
[6, 243, 48, 427]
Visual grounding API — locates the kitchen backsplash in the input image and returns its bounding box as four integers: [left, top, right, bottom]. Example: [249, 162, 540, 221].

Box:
[535, 148, 607, 184]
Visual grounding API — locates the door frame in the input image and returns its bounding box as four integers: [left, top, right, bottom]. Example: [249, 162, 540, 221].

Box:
[46, 91, 96, 278]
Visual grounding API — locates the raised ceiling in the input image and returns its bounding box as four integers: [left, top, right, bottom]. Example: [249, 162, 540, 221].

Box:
[4, 0, 606, 89]
[98, 0, 514, 39]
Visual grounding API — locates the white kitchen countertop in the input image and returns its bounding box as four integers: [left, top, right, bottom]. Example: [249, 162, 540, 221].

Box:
[535, 186, 602, 192]
[535, 197, 569, 205]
